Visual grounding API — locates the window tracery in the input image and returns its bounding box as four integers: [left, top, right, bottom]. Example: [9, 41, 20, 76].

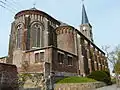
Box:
[31, 22, 44, 48]
[16, 23, 23, 48]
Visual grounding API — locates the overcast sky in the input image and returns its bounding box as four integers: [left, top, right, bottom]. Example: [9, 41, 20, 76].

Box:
[0, 0, 119, 58]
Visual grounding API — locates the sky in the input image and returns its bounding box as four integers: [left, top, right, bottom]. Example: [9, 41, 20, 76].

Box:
[0, 0, 120, 72]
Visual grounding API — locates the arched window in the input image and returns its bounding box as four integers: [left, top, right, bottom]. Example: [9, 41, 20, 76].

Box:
[17, 23, 23, 48]
[31, 22, 44, 48]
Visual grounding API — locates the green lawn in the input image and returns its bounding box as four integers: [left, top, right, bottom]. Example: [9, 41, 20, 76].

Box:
[56, 76, 96, 83]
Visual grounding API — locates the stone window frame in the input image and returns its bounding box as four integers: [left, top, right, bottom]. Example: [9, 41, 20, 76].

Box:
[30, 21, 44, 48]
[16, 23, 24, 49]
[67, 55, 73, 66]
[35, 53, 40, 63]
[34, 50, 45, 63]
[40, 52, 44, 62]
[57, 52, 64, 64]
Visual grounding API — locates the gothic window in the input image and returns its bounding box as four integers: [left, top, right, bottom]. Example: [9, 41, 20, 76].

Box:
[17, 23, 23, 48]
[41, 28, 44, 47]
[31, 22, 44, 48]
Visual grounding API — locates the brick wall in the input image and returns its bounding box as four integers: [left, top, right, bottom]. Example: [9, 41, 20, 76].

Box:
[52, 47, 78, 76]
[56, 26, 76, 54]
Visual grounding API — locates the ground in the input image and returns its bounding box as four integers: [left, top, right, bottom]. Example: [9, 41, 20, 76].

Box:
[96, 84, 120, 90]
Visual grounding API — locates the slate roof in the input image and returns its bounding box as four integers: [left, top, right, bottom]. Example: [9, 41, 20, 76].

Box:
[82, 4, 89, 24]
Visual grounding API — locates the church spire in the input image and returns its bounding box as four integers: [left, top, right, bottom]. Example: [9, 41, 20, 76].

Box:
[81, 4, 89, 24]
[80, 1, 93, 42]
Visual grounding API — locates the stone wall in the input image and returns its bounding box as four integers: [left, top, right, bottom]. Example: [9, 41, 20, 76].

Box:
[0, 63, 18, 89]
[56, 26, 76, 54]
[54, 82, 106, 90]
[0, 56, 7, 63]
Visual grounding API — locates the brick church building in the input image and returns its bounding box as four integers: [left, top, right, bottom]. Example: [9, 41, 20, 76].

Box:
[0, 4, 108, 78]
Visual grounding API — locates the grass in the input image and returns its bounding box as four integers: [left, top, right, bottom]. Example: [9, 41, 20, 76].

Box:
[56, 76, 96, 83]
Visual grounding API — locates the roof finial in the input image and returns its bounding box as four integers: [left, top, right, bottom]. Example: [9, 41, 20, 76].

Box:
[33, 0, 36, 8]
[33, 2, 36, 8]
[82, 0, 84, 4]
[30, 0, 37, 10]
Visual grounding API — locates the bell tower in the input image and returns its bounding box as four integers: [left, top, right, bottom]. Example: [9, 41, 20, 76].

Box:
[80, 2, 93, 42]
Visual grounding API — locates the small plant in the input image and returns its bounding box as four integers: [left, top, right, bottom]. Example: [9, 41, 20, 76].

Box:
[18, 73, 45, 89]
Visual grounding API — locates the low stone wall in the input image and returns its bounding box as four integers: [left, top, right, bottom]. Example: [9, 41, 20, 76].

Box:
[0, 63, 18, 89]
[54, 82, 106, 90]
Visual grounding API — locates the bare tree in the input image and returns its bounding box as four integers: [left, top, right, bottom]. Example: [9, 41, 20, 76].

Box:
[102, 45, 120, 69]
[102, 45, 120, 86]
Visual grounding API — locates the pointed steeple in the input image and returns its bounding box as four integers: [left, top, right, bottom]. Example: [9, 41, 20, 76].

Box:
[80, 2, 93, 42]
[81, 4, 89, 24]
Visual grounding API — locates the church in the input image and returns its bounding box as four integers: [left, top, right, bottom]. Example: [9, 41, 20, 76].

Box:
[0, 3, 108, 78]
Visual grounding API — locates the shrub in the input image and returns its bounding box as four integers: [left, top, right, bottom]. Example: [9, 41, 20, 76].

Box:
[111, 78, 116, 84]
[102, 70, 112, 85]
[102, 70, 110, 77]
[56, 76, 96, 83]
[87, 71, 111, 85]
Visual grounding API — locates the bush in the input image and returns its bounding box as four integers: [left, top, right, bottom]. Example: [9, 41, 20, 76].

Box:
[56, 76, 96, 83]
[102, 70, 112, 85]
[102, 70, 110, 77]
[87, 71, 111, 85]
[111, 78, 116, 84]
